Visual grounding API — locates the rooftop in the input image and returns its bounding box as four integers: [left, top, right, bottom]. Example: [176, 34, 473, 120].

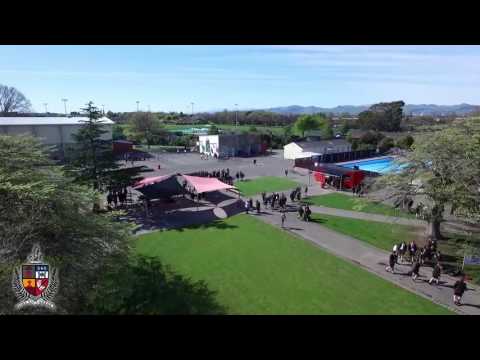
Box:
[295, 139, 351, 151]
[0, 116, 114, 126]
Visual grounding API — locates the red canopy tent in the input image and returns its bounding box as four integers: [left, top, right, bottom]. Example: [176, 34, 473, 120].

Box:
[133, 175, 172, 189]
[182, 175, 235, 194]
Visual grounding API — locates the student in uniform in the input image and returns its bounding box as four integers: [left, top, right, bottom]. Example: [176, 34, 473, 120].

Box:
[429, 263, 442, 285]
[410, 260, 421, 281]
[281, 212, 286, 228]
[385, 252, 397, 273]
[256, 200, 261, 214]
[453, 275, 468, 306]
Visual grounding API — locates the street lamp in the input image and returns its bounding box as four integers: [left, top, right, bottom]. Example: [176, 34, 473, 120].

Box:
[101, 104, 105, 114]
[61, 99, 68, 115]
[235, 104, 238, 127]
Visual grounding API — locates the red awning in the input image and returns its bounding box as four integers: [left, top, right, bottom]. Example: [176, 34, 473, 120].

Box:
[182, 175, 235, 194]
[133, 175, 172, 189]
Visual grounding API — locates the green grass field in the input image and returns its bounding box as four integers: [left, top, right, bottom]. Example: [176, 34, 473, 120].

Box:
[136, 214, 451, 314]
[234, 176, 300, 196]
[304, 193, 415, 219]
[310, 213, 420, 251]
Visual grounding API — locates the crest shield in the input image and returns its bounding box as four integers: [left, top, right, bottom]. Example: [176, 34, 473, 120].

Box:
[22, 264, 49, 297]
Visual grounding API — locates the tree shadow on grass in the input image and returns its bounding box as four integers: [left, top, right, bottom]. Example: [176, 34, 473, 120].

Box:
[172, 220, 238, 232]
[87, 256, 227, 315]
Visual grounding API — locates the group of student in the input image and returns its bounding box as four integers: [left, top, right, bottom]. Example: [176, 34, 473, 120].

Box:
[386, 239, 469, 306]
[297, 204, 312, 222]
[261, 192, 288, 210]
[290, 186, 308, 202]
[244, 198, 261, 214]
[106, 187, 129, 209]
[187, 169, 235, 185]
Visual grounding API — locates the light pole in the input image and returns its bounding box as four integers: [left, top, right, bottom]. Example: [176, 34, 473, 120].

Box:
[235, 104, 238, 127]
[43, 103, 48, 113]
[101, 104, 105, 114]
[61, 99, 68, 115]
[191, 102, 195, 124]
[136, 101, 140, 112]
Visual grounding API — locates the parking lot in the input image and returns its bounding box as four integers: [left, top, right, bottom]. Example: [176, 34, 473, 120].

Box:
[122, 150, 311, 184]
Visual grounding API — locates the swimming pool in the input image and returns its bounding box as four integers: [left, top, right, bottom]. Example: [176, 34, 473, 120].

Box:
[338, 157, 404, 174]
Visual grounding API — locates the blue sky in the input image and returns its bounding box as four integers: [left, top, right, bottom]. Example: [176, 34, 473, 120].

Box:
[1, 45, 480, 113]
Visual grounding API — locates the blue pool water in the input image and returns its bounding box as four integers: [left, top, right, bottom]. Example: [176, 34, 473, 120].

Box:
[339, 157, 403, 174]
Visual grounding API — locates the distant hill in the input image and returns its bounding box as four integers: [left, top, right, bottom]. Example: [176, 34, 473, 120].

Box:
[264, 103, 480, 116]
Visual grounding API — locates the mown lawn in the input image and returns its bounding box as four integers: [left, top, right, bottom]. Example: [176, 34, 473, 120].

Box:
[136, 214, 451, 315]
[304, 193, 415, 219]
[310, 213, 420, 252]
[234, 176, 300, 197]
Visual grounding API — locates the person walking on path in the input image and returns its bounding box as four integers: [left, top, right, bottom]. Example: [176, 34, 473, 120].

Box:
[253, 159, 257, 166]
[281, 212, 286, 228]
[245, 199, 250, 214]
[298, 205, 304, 220]
[385, 252, 397, 274]
[429, 263, 442, 285]
[285, 169, 288, 177]
[453, 275, 468, 306]
[304, 186, 308, 195]
[410, 260, 421, 281]
[261, 191, 266, 203]
[256, 199, 261, 214]
[304, 205, 312, 222]
[398, 241, 407, 264]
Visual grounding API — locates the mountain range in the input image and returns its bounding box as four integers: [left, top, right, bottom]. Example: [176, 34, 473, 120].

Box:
[264, 103, 480, 116]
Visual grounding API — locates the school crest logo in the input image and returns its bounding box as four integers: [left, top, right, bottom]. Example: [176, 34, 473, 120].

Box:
[12, 244, 59, 311]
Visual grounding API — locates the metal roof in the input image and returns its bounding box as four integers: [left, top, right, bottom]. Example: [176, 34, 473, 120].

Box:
[0, 116, 114, 126]
[295, 139, 351, 151]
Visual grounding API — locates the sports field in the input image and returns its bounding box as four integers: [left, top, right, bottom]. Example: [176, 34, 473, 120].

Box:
[234, 176, 300, 196]
[136, 214, 451, 315]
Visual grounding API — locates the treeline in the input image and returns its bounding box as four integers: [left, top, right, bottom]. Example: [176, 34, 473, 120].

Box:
[107, 110, 299, 127]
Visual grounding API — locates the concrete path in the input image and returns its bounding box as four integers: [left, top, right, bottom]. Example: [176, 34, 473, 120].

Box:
[250, 203, 480, 315]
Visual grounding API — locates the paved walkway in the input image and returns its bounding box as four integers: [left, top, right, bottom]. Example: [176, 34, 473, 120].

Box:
[249, 199, 480, 315]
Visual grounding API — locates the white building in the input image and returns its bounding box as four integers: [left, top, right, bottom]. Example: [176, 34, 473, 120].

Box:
[0, 116, 114, 145]
[198, 134, 264, 157]
[283, 139, 352, 160]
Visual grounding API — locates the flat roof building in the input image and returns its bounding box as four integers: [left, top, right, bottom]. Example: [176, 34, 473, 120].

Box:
[283, 139, 352, 160]
[0, 116, 114, 144]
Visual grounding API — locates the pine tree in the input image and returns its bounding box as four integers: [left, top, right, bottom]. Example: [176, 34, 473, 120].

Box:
[66, 102, 119, 190]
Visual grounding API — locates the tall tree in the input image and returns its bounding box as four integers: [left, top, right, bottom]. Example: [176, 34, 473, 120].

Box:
[0, 84, 32, 113]
[375, 119, 480, 240]
[357, 101, 405, 131]
[294, 114, 325, 137]
[126, 112, 166, 149]
[65, 102, 119, 190]
[0, 134, 134, 314]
